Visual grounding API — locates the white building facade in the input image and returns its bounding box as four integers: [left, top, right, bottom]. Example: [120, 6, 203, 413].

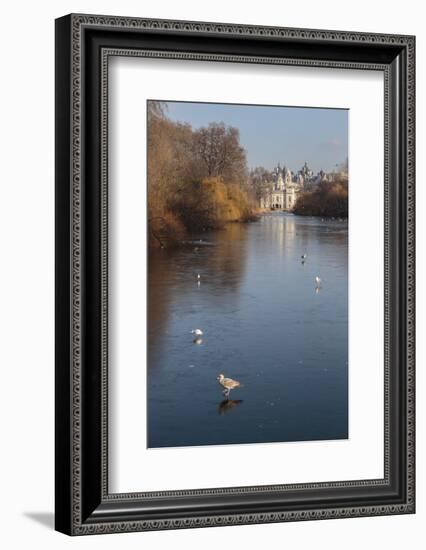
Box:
[260, 164, 304, 211]
[259, 161, 343, 211]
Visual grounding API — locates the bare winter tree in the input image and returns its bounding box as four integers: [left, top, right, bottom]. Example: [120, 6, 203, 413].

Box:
[249, 166, 273, 201]
[193, 122, 247, 183]
[147, 100, 168, 121]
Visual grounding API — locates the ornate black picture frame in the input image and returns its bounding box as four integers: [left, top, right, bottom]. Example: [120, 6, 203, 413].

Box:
[55, 13, 415, 535]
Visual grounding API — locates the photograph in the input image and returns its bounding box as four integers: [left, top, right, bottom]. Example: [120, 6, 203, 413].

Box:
[52, 10, 415, 538]
[147, 100, 349, 448]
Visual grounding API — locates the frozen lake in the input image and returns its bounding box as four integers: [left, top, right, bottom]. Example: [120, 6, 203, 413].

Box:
[148, 213, 348, 448]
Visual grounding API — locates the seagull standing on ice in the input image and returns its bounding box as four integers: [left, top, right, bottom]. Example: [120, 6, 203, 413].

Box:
[301, 254, 307, 261]
[191, 329, 203, 336]
[315, 276, 321, 288]
[217, 374, 242, 398]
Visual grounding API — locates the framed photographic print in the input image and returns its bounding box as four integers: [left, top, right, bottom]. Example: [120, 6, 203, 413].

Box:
[55, 14, 415, 535]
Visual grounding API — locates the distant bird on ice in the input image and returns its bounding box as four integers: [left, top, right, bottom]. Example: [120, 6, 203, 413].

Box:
[197, 273, 201, 279]
[301, 254, 307, 261]
[315, 276, 321, 288]
[217, 374, 242, 398]
[191, 329, 203, 336]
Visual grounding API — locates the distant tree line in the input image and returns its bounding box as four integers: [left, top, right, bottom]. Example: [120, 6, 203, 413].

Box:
[293, 177, 348, 218]
[148, 101, 257, 248]
[248, 166, 274, 202]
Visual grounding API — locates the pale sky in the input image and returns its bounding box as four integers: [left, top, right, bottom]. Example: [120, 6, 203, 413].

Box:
[163, 100, 348, 173]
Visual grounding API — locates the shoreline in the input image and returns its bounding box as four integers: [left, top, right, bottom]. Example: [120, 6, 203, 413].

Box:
[149, 210, 347, 250]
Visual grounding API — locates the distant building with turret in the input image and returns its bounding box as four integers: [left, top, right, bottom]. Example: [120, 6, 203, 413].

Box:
[260, 161, 347, 211]
[260, 162, 306, 211]
[260, 164, 300, 210]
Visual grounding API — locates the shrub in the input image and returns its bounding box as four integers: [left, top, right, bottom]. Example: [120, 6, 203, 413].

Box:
[294, 178, 348, 218]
